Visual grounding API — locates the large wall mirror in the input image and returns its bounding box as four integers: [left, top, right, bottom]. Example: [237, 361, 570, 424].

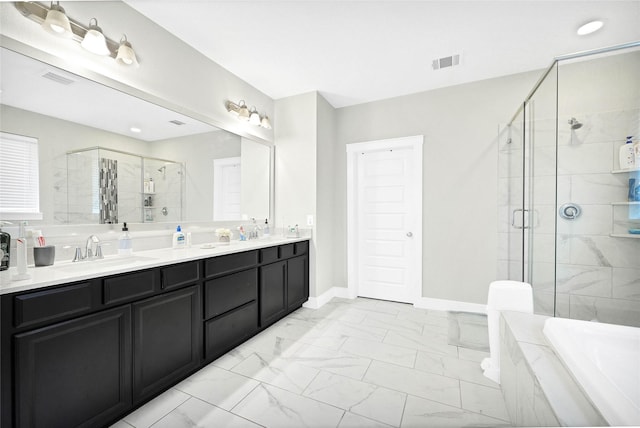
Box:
[0, 47, 272, 226]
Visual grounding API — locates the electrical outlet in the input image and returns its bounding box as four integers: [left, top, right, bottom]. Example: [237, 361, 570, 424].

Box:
[306, 215, 314, 226]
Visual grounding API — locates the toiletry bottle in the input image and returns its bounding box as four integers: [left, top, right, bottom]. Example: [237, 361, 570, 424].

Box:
[118, 222, 133, 255]
[0, 221, 11, 271]
[634, 137, 640, 167]
[263, 219, 270, 237]
[13, 221, 30, 280]
[149, 178, 155, 193]
[619, 136, 636, 169]
[172, 225, 186, 248]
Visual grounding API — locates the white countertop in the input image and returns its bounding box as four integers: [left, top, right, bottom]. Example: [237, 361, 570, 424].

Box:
[0, 236, 308, 296]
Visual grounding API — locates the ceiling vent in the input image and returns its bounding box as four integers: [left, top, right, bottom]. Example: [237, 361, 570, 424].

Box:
[432, 54, 460, 71]
[41, 71, 75, 85]
[169, 119, 186, 126]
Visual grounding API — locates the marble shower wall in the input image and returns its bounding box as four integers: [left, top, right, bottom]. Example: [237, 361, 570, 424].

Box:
[497, 50, 640, 327]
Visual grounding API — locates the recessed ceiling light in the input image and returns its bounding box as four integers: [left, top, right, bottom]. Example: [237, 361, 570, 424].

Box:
[130, 127, 142, 133]
[577, 20, 603, 36]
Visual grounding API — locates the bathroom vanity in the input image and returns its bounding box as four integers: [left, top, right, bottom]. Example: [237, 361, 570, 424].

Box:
[0, 238, 309, 428]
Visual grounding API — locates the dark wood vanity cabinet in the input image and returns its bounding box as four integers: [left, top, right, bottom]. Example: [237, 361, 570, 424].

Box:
[0, 240, 309, 428]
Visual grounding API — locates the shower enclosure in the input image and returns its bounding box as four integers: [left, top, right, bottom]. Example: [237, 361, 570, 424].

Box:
[498, 41, 640, 327]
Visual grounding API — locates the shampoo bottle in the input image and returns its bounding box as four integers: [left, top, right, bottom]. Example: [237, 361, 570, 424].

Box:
[172, 225, 186, 249]
[619, 136, 636, 169]
[0, 221, 11, 271]
[118, 222, 133, 255]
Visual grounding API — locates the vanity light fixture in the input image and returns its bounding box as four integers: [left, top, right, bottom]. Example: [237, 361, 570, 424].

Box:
[42, 1, 72, 38]
[116, 35, 139, 67]
[81, 18, 110, 56]
[577, 20, 603, 36]
[225, 100, 272, 129]
[14, 2, 139, 66]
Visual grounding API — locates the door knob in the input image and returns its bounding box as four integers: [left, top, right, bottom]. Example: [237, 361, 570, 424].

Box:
[406, 232, 413, 237]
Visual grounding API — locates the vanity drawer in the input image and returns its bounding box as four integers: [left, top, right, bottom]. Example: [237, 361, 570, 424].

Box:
[204, 268, 257, 319]
[294, 241, 308, 255]
[280, 244, 295, 259]
[104, 270, 158, 305]
[13, 281, 100, 329]
[260, 246, 279, 264]
[162, 261, 200, 290]
[205, 251, 258, 277]
[205, 301, 258, 361]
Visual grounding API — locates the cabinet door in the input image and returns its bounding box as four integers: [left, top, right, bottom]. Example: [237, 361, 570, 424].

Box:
[14, 306, 132, 428]
[133, 286, 201, 403]
[259, 261, 287, 327]
[287, 255, 309, 311]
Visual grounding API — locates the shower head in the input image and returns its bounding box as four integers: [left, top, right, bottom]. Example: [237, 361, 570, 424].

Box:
[568, 117, 583, 130]
[157, 166, 166, 173]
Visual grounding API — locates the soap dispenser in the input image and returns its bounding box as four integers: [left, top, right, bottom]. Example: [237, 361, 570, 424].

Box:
[619, 136, 636, 169]
[0, 221, 11, 271]
[263, 219, 270, 237]
[172, 225, 186, 249]
[118, 222, 133, 255]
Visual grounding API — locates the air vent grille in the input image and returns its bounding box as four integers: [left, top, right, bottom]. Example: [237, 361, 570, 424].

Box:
[432, 54, 460, 71]
[42, 72, 75, 85]
[169, 120, 186, 126]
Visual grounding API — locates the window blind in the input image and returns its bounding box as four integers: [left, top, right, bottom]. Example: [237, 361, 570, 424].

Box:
[0, 132, 42, 220]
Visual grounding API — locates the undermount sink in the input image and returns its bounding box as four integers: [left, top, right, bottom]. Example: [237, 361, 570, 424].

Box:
[50, 255, 158, 272]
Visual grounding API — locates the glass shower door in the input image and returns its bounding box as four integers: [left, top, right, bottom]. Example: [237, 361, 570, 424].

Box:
[524, 63, 559, 316]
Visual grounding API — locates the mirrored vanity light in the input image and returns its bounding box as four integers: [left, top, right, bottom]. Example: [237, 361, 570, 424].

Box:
[225, 100, 272, 129]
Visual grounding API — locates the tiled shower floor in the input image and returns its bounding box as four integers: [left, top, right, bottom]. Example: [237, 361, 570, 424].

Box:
[112, 298, 509, 427]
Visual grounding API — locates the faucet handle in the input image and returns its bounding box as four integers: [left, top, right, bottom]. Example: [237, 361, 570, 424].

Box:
[95, 244, 104, 259]
[72, 247, 83, 262]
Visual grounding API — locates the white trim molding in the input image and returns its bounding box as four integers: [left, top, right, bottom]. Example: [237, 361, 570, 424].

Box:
[414, 297, 487, 314]
[303, 287, 355, 309]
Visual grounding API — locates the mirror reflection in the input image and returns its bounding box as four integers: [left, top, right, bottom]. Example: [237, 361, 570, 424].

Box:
[0, 47, 271, 225]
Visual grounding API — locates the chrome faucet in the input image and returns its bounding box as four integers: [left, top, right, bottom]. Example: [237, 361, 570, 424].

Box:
[73, 235, 103, 262]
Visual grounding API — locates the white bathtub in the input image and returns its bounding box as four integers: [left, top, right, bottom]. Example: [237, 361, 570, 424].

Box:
[543, 317, 640, 426]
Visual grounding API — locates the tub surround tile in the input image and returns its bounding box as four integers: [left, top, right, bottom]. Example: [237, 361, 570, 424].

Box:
[232, 383, 345, 428]
[569, 294, 640, 327]
[556, 265, 612, 298]
[460, 381, 510, 421]
[303, 371, 406, 426]
[612, 267, 640, 301]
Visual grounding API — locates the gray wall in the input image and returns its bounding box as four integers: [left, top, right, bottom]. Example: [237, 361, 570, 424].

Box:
[333, 71, 540, 304]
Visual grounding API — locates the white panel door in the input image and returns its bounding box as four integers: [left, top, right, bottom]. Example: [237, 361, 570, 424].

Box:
[350, 138, 422, 303]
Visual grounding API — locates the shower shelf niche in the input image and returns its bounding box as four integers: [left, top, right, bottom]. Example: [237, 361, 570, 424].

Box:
[611, 168, 640, 174]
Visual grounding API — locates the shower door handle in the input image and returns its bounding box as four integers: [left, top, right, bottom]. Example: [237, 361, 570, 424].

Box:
[511, 209, 530, 229]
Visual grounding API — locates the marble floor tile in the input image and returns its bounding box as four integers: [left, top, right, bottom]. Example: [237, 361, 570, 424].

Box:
[115, 297, 510, 428]
[174, 365, 259, 411]
[232, 383, 345, 428]
[414, 351, 498, 389]
[384, 329, 459, 357]
[341, 337, 417, 367]
[363, 360, 461, 407]
[123, 388, 190, 428]
[303, 371, 406, 426]
[338, 411, 394, 427]
[401, 394, 511, 427]
[292, 344, 372, 380]
[151, 397, 260, 428]
[460, 381, 511, 421]
[230, 351, 319, 393]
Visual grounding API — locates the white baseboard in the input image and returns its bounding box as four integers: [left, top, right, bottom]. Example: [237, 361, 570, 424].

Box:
[414, 297, 487, 314]
[304, 289, 487, 314]
[303, 286, 354, 309]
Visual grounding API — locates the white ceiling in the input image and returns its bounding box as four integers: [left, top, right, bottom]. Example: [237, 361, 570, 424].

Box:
[125, 0, 640, 108]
